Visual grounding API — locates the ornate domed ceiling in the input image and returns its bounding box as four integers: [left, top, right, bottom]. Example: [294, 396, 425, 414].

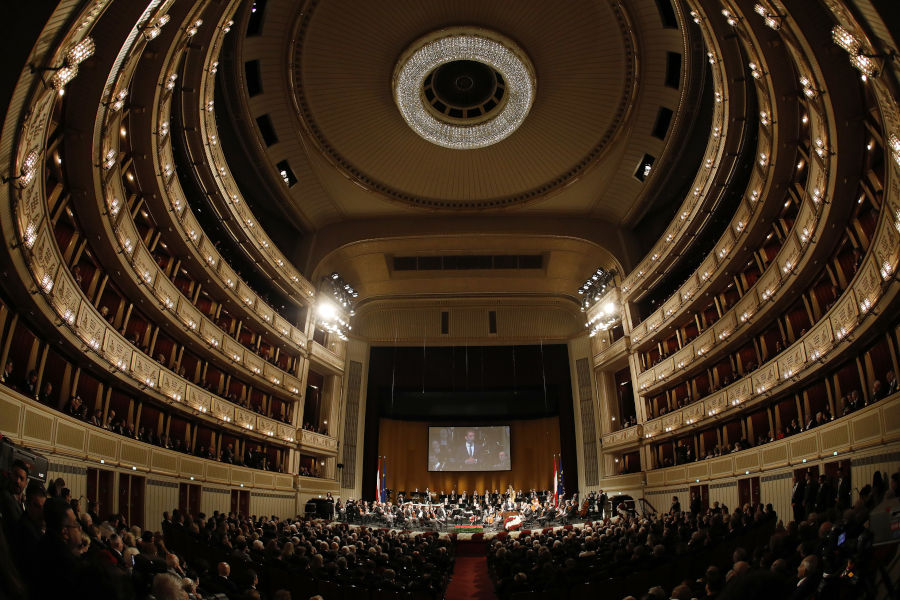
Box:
[216, 0, 709, 293]
[290, 0, 635, 209]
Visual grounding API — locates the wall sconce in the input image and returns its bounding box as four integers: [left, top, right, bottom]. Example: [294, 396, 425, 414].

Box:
[3, 150, 40, 187]
[753, 4, 783, 30]
[799, 76, 820, 99]
[141, 14, 171, 40]
[832, 26, 894, 80]
[721, 9, 740, 27]
[31, 37, 95, 93]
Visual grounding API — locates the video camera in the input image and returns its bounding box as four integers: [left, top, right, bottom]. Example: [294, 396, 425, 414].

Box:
[0, 434, 49, 483]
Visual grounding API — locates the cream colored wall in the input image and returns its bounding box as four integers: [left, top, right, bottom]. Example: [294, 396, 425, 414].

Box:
[200, 487, 232, 516]
[340, 337, 370, 500]
[569, 334, 601, 493]
[354, 298, 583, 344]
[145, 479, 180, 527]
[250, 491, 298, 519]
[46, 457, 88, 507]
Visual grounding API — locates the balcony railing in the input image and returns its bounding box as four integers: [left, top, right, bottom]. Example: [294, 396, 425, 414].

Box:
[601, 424, 640, 450]
[309, 342, 345, 374]
[300, 429, 339, 455]
[643, 396, 898, 487]
[592, 335, 629, 367]
[0, 387, 297, 491]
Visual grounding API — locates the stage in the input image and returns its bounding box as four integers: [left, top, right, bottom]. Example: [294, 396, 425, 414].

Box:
[338, 519, 600, 541]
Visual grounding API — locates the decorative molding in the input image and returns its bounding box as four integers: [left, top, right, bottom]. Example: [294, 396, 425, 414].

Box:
[341, 360, 362, 489]
[148, 480, 179, 489]
[576, 358, 600, 486]
[48, 463, 88, 476]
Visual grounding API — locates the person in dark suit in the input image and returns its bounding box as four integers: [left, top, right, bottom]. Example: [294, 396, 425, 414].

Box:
[803, 471, 818, 516]
[0, 459, 28, 537]
[670, 496, 681, 515]
[690, 493, 703, 516]
[12, 480, 46, 573]
[538, 503, 556, 526]
[837, 468, 852, 510]
[213, 561, 239, 595]
[886, 370, 898, 395]
[429, 440, 447, 471]
[492, 451, 511, 470]
[791, 474, 806, 522]
[457, 429, 485, 466]
[791, 555, 820, 600]
[27, 498, 84, 598]
[815, 474, 833, 513]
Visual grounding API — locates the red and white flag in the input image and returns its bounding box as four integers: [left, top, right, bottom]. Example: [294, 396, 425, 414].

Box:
[375, 457, 382, 502]
[552, 456, 559, 507]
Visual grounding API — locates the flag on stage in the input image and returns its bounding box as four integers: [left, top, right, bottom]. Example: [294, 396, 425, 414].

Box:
[380, 461, 387, 503]
[552, 456, 559, 507]
[558, 465, 565, 502]
[376, 458, 383, 503]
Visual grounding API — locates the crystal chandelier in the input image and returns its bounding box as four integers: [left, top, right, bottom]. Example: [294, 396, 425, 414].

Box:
[392, 28, 536, 150]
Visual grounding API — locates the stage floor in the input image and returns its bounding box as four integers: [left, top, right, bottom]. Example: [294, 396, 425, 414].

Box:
[339, 519, 599, 541]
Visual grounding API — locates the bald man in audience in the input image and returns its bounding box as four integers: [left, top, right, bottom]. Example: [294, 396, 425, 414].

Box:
[214, 561, 238, 595]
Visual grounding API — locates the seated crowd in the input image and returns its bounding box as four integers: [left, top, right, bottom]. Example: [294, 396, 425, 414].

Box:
[0, 465, 453, 599]
[0, 362, 286, 474]
[301, 423, 328, 435]
[656, 369, 896, 468]
[488, 469, 897, 600]
[645, 347, 896, 426]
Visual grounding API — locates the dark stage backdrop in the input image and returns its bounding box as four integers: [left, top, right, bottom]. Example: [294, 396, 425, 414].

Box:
[378, 417, 561, 495]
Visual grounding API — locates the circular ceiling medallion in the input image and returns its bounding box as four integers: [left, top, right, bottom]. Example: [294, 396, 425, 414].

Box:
[290, 0, 639, 210]
[392, 28, 536, 149]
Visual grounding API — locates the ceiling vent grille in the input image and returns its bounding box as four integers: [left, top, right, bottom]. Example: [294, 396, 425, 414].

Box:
[392, 255, 543, 271]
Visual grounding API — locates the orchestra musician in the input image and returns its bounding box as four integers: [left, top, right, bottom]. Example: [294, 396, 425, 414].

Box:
[538, 502, 556, 526]
[435, 505, 447, 529]
[522, 501, 534, 523]
[484, 505, 496, 527]
[348, 486, 613, 531]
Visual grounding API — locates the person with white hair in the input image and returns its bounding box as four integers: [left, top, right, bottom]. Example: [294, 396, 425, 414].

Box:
[152, 572, 188, 600]
[123, 546, 140, 569]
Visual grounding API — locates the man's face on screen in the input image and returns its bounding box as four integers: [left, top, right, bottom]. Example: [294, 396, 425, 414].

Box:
[466, 431, 475, 442]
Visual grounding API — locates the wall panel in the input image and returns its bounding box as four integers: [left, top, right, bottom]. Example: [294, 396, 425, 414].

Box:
[47, 459, 87, 505]
[145, 479, 179, 527]
[201, 486, 231, 516]
[708, 481, 738, 511]
[852, 451, 900, 504]
[759, 471, 793, 521]
[250, 491, 296, 519]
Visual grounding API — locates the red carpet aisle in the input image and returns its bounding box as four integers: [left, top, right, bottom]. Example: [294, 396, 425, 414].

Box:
[446, 541, 497, 600]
